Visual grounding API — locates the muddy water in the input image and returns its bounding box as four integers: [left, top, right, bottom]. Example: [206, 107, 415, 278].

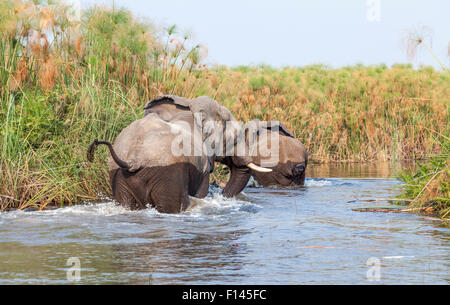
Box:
[0, 163, 448, 284]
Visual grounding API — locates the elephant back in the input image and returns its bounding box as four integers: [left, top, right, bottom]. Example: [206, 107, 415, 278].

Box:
[143, 95, 192, 121]
[109, 114, 208, 174]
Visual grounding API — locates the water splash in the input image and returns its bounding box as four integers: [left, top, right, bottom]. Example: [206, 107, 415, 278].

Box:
[185, 184, 261, 217]
[305, 178, 333, 187]
[305, 178, 358, 187]
[0, 184, 260, 221]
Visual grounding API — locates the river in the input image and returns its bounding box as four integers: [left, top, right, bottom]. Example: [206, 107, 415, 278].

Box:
[0, 163, 448, 284]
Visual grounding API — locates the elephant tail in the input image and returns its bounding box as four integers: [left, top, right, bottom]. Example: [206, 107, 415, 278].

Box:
[87, 139, 131, 170]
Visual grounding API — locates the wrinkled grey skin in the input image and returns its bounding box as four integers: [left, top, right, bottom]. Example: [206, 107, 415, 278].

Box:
[243, 120, 308, 187]
[143, 99, 308, 194]
[88, 95, 258, 213]
[142, 95, 260, 198]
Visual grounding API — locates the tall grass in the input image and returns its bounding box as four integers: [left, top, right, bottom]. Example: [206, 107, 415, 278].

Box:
[211, 64, 449, 162]
[398, 26, 449, 221]
[399, 135, 449, 220]
[0, 1, 448, 210]
[0, 1, 206, 210]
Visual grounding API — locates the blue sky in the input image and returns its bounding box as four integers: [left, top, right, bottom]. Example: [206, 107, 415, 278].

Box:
[79, 0, 450, 69]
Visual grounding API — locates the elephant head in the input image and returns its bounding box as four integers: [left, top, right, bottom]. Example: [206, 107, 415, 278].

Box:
[217, 120, 308, 192]
[247, 120, 308, 187]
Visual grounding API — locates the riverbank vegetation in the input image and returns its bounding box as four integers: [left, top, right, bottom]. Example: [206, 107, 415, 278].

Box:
[0, 1, 448, 211]
[399, 137, 449, 221]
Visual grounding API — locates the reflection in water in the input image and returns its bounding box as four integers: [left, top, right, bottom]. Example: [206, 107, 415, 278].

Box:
[307, 161, 416, 178]
[0, 163, 448, 284]
[109, 228, 249, 284]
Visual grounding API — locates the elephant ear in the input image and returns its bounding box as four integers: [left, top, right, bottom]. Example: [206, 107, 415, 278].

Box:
[143, 95, 192, 116]
[218, 105, 234, 122]
[246, 120, 294, 138]
[264, 120, 295, 138]
[219, 105, 241, 149]
[189, 96, 222, 133]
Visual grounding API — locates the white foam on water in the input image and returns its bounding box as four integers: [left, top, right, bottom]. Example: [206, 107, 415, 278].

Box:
[183, 184, 261, 218]
[0, 185, 259, 221]
[43, 201, 132, 216]
[0, 178, 353, 222]
[305, 178, 361, 187]
[0, 201, 132, 221]
[305, 178, 333, 187]
[246, 176, 262, 188]
[185, 192, 260, 218]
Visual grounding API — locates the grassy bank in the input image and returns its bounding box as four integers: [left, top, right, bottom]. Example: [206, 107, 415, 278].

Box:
[0, 1, 449, 210]
[399, 136, 449, 221]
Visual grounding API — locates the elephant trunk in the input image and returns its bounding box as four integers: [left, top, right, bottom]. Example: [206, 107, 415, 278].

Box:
[217, 155, 272, 198]
[223, 164, 251, 198]
[292, 164, 305, 176]
[291, 163, 306, 185]
[218, 157, 251, 198]
[87, 139, 131, 169]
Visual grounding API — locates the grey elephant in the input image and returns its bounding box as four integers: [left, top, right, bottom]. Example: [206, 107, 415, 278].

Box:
[217, 120, 308, 190]
[251, 120, 308, 186]
[143, 100, 308, 194]
[87, 95, 271, 213]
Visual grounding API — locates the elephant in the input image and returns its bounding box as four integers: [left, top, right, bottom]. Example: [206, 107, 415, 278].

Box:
[142, 96, 275, 198]
[87, 95, 271, 213]
[143, 99, 308, 194]
[249, 120, 308, 186]
[216, 120, 308, 189]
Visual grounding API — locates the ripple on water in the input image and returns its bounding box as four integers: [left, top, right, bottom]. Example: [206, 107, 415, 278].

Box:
[0, 177, 449, 284]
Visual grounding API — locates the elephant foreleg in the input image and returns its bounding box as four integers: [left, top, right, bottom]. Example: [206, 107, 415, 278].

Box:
[194, 173, 210, 198]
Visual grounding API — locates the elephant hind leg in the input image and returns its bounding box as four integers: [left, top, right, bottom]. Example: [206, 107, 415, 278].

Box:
[152, 193, 190, 213]
[109, 163, 204, 213]
[109, 169, 146, 210]
[147, 164, 193, 213]
[150, 179, 190, 214]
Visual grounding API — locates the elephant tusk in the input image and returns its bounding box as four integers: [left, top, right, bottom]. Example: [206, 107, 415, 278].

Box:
[247, 163, 273, 173]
